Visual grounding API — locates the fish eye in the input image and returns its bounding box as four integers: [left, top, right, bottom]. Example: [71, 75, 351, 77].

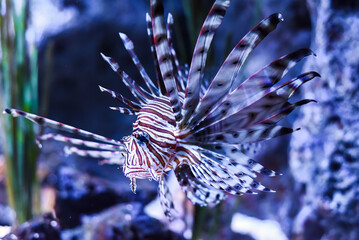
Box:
[134, 131, 149, 144]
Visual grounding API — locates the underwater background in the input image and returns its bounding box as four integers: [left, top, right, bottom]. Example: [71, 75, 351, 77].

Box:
[0, 0, 359, 239]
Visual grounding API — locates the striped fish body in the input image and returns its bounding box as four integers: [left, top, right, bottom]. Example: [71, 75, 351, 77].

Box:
[4, 0, 320, 220]
[123, 96, 179, 181]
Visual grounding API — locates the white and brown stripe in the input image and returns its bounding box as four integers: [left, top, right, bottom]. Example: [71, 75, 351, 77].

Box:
[122, 95, 178, 181]
[150, 0, 182, 123]
[119, 33, 159, 96]
[100, 53, 152, 103]
[146, 12, 166, 95]
[187, 13, 284, 130]
[180, 0, 231, 128]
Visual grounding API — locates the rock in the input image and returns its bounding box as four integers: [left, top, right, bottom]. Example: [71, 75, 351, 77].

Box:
[287, 0, 359, 239]
[62, 203, 184, 240]
[0, 205, 15, 226]
[230, 233, 255, 240]
[2, 213, 60, 240]
[50, 167, 157, 229]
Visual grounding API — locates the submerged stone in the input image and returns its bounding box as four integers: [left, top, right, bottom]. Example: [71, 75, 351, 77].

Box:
[49, 167, 157, 229]
[2, 213, 60, 240]
[62, 203, 184, 240]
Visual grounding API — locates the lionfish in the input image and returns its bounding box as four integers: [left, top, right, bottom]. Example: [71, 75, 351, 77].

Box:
[5, 0, 319, 219]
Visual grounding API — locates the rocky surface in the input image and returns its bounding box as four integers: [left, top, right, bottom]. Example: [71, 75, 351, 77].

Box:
[62, 203, 184, 240]
[0, 205, 15, 227]
[287, 0, 359, 239]
[47, 167, 157, 229]
[2, 213, 61, 240]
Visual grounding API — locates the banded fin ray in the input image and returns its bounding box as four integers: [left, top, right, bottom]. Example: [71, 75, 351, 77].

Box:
[277, 71, 320, 99]
[260, 99, 316, 125]
[190, 42, 311, 130]
[166, 13, 185, 92]
[146, 12, 166, 95]
[191, 125, 299, 145]
[198, 147, 257, 178]
[192, 49, 314, 129]
[174, 147, 226, 190]
[38, 133, 125, 151]
[187, 13, 284, 130]
[188, 161, 237, 194]
[100, 53, 152, 103]
[180, 0, 231, 128]
[193, 143, 281, 177]
[64, 146, 124, 161]
[203, 50, 315, 125]
[109, 106, 138, 115]
[4, 108, 124, 146]
[119, 33, 159, 95]
[151, 0, 182, 122]
[158, 177, 175, 221]
[98, 85, 141, 110]
[175, 164, 225, 206]
[193, 71, 320, 134]
[199, 152, 275, 193]
[178, 145, 264, 194]
[188, 150, 271, 194]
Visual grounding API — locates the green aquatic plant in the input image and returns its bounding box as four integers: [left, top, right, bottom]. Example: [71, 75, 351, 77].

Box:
[0, 0, 39, 224]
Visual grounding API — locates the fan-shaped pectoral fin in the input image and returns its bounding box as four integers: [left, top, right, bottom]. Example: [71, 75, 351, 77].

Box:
[175, 164, 226, 206]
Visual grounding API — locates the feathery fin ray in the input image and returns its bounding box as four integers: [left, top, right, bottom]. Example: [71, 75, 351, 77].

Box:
[187, 13, 284, 129]
[181, 0, 231, 128]
[150, 0, 183, 123]
[4, 108, 124, 146]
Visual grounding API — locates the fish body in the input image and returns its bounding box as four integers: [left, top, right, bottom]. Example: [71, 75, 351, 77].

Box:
[123, 95, 178, 181]
[5, 0, 319, 219]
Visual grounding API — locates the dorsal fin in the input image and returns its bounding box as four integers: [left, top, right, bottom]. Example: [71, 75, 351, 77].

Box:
[150, 0, 182, 123]
[146, 12, 166, 95]
[180, 0, 231, 129]
[187, 13, 284, 129]
[119, 33, 159, 96]
[191, 48, 314, 129]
